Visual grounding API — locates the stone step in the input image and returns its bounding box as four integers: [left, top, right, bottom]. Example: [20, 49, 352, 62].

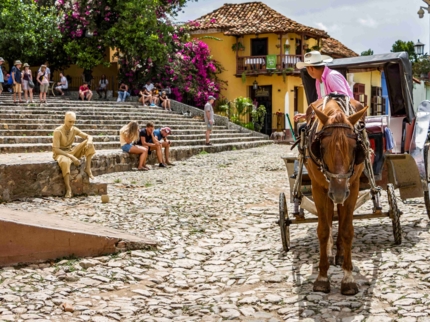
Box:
[0, 128, 240, 136]
[0, 132, 252, 144]
[1, 118, 205, 126]
[9, 104, 181, 113]
[0, 107, 194, 118]
[0, 112, 198, 121]
[0, 136, 265, 153]
[1, 123, 226, 130]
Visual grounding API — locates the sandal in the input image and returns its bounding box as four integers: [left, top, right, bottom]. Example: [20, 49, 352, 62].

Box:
[137, 167, 149, 171]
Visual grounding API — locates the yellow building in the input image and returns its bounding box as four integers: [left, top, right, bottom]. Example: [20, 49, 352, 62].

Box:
[189, 2, 358, 134]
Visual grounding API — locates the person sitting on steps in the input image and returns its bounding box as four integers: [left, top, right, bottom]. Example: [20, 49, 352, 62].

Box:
[152, 126, 175, 166]
[97, 74, 108, 99]
[117, 82, 130, 102]
[159, 91, 171, 111]
[119, 121, 150, 171]
[151, 88, 159, 106]
[52, 111, 96, 198]
[55, 72, 68, 96]
[139, 85, 152, 106]
[136, 121, 168, 168]
[79, 82, 93, 101]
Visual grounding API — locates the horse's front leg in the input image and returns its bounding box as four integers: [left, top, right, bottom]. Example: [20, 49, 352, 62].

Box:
[337, 180, 360, 295]
[335, 222, 344, 266]
[313, 190, 334, 293]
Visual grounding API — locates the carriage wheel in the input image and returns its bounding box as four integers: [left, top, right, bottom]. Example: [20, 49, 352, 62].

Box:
[423, 143, 430, 220]
[424, 190, 430, 220]
[387, 184, 402, 245]
[279, 192, 291, 252]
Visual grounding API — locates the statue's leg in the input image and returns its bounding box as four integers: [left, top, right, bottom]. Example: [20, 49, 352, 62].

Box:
[64, 174, 72, 198]
[71, 140, 96, 179]
[56, 155, 72, 198]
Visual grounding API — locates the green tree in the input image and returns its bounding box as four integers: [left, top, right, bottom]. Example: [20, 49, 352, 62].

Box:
[391, 40, 417, 62]
[0, 0, 63, 69]
[413, 56, 430, 77]
[361, 49, 374, 56]
[56, 0, 195, 70]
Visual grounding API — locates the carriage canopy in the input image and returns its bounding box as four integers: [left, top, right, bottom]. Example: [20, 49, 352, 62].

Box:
[300, 52, 415, 122]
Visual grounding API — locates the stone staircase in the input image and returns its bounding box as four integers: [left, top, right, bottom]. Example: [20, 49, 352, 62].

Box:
[0, 95, 271, 201]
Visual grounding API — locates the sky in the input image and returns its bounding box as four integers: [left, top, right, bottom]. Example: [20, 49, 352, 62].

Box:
[175, 0, 430, 55]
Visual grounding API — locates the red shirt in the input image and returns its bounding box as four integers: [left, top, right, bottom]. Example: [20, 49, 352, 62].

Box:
[79, 85, 88, 92]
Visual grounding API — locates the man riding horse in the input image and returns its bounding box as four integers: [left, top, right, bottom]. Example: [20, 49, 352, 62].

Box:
[292, 52, 371, 295]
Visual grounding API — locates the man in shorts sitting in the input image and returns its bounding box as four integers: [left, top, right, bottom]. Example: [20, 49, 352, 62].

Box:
[79, 82, 93, 101]
[152, 127, 175, 166]
[55, 73, 68, 96]
[137, 122, 172, 168]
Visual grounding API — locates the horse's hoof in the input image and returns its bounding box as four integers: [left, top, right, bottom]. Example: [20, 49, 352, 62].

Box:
[328, 256, 335, 265]
[335, 255, 344, 266]
[313, 280, 330, 293]
[341, 282, 359, 295]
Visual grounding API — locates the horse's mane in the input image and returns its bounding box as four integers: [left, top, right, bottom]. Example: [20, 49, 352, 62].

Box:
[318, 99, 354, 170]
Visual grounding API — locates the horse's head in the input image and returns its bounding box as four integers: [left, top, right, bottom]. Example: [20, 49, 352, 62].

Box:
[311, 100, 368, 205]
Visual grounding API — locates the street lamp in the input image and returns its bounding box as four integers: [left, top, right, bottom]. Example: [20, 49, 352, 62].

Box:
[417, 0, 430, 18]
[415, 39, 425, 56]
[253, 80, 258, 90]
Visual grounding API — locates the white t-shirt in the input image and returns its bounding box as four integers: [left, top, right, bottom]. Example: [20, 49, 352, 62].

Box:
[144, 83, 154, 91]
[60, 76, 68, 89]
[99, 79, 108, 89]
[38, 67, 51, 79]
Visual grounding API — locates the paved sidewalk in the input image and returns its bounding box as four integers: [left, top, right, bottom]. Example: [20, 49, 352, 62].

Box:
[1, 144, 430, 321]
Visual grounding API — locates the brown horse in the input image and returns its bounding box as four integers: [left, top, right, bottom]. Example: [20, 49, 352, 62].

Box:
[305, 97, 368, 295]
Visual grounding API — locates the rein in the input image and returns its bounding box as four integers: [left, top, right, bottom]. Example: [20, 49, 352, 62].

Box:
[316, 123, 358, 181]
[306, 96, 364, 181]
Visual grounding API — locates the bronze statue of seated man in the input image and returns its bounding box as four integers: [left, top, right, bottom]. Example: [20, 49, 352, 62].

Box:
[52, 111, 95, 198]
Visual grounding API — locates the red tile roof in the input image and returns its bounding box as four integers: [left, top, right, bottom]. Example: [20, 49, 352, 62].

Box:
[321, 38, 358, 58]
[188, 2, 329, 38]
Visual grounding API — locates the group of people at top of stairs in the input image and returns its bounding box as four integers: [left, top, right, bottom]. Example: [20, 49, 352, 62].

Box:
[120, 121, 175, 171]
[137, 80, 171, 111]
[0, 58, 68, 104]
[115, 80, 172, 111]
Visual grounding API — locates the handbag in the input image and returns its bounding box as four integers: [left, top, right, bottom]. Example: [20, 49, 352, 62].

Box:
[28, 79, 35, 88]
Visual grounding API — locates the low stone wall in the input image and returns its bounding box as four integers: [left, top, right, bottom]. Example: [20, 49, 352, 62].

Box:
[171, 100, 229, 127]
[227, 121, 269, 139]
[0, 160, 107, 202]
[0, 141, 271, 202]
[171, 100, 269, 139]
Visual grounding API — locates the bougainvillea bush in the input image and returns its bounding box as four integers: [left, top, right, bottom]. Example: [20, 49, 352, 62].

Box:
[48, 0, 223, 107]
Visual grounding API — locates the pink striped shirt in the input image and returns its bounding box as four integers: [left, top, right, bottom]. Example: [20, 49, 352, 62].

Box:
[316, 66, 353, 99]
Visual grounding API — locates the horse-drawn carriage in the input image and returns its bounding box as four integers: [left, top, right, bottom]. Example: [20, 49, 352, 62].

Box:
[278, 52, 430, 294]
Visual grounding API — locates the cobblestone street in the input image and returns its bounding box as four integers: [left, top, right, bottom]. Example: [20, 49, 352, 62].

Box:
[1, 144, 430, 322]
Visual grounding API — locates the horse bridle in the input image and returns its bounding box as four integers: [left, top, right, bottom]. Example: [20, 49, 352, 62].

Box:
[311, 122, 365, 181]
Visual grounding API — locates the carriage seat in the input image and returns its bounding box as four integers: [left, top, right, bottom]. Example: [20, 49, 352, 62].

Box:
[364, 116, 387, 176]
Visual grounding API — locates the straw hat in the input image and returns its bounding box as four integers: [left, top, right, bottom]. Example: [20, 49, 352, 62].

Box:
[296, 51, 333, 69]
[14, 60, 22, 65]
[23, 63, 30, 68]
